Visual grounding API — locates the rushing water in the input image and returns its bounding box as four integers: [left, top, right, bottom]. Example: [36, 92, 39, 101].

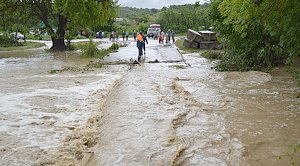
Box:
[0, 39, 299, 166]
[0, 45, 126, 165]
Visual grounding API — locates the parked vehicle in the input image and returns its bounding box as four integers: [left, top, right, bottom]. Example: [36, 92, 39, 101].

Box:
[147, 24, 161, 38]
[10, 32, 25, 40]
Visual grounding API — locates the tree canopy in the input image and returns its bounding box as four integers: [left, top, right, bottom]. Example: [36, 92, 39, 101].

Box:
[114, 5, 210, 34]
[156, 4, 210, 33]
[0, 0, 117, 51]
[113, 7, 159, 33]
[209, 0, 300, 71]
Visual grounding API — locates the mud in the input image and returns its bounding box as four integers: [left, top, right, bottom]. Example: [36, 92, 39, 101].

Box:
[0, 38, 299, 166]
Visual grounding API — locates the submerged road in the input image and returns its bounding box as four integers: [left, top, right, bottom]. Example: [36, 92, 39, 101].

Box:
[84, 39, 300, 166]
[102, 39, 183, 63]
[89, 39, 243, 165]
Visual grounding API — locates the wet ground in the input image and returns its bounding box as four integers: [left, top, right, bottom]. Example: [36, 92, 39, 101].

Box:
[0, 38, 299, 166]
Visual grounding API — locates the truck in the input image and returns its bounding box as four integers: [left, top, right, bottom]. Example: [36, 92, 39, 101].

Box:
[147, 24, 161, 38]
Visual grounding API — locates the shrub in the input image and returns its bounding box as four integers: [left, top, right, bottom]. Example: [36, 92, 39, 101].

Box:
[0, 35, 23, 47]
[81, 39, 99, 57]
[287, 68, 300, 86]
[81, 40, 123, 59]
[201, 50, 222, 60]
[208, 0, 292, 72]
[109, 43, 119, 50]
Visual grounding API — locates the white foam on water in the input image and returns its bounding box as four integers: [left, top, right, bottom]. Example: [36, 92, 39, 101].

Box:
[0, 54, 126, 151]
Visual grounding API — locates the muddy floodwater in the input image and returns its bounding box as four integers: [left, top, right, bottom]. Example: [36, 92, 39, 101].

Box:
[0, 38, 299, 166]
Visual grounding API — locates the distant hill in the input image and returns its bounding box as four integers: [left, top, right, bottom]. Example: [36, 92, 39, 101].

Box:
[117, 7, 160, 19]
[114, 4, 210, 33]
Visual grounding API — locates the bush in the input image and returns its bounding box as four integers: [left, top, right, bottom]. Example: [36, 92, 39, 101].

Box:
[81, 39, 99, 57]
[208, 0, 292, 72]
[81, 40, 123, 59]
[201, 50, 222, 60]
[211, 24, 287, 72]
[109, 43, 119, 50]
[214, 50, 270, 72]
[287, 68, 300, 86]
[0, 35, 23, 47]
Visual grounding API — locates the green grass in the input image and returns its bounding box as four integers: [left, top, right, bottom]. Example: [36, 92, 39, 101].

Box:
[48, 59, 133, 74]
[175, 33, 187, 37]
[80, 41, 127, 59]
[201, 50, 223, 60]
[0, 42, 45, 51]
[67, 41, 100, 51]
[25, 33, 52, 41]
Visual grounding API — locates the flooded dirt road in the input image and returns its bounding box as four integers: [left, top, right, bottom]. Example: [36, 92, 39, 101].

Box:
[0, 39, 299, 165]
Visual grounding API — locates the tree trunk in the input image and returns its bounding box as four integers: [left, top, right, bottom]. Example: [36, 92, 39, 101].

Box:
[50, 14, 67, 51]
[27, 1, 67, 51]
[51, 38, 67, 50]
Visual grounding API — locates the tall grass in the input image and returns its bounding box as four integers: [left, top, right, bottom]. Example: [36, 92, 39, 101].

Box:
[80, 39, 124, 59]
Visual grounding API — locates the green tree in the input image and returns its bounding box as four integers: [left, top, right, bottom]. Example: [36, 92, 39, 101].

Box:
[137, 22, 148, 34]
[256, 0, 300, 58]
[0, 1, 34, 38]
[209, 0, 299, 71]
[0, 0, 116, 51]
[156, 4, 209, 33]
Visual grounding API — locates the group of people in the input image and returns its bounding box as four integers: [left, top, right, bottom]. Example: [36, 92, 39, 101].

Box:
[109, 30, 175, 44]
[110, 31, 130, 41]
[107, 30, 175, 63]
[135, 30, 176, 62]
[158, 30, 175, 44]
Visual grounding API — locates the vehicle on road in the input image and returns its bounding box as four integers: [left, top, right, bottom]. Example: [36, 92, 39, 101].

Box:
[10, 32, 25, 40]
[147, 24, 161, 38]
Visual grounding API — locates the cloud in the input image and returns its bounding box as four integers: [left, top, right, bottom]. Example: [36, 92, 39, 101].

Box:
[117, 0, 208, 9]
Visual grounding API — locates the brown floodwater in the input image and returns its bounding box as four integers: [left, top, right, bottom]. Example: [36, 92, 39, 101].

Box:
[0, 39, 299, 166]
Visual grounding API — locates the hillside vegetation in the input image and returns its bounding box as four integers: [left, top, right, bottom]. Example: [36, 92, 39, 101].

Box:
[115, 4, 210, 34]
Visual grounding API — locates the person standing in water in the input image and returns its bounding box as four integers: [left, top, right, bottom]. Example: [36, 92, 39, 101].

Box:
[133, 31, 137, 41]
[168, 29, 171, 43]
[116, 31, 119, 40]
[125, 31, 129, 41]
[159, 31, 164, 44]
[142, 33, 148, 54]
[172, 30, 175, 43]
[122, 31, 125, 41]
[136, 32, 143, 62]
[165, 31, 169, 44]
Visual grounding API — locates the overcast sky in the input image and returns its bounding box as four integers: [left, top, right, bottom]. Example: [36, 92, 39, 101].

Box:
[117, 0, 208, 9]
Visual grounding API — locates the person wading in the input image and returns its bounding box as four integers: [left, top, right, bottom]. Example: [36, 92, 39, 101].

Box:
[142, 33, 148, 55]
[133, 31, 137, 41]
[122, 31, 125, 41]
[172, 30, 175, 43]
[125, 31, 129, 41]
[136, 32, 143, 62]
